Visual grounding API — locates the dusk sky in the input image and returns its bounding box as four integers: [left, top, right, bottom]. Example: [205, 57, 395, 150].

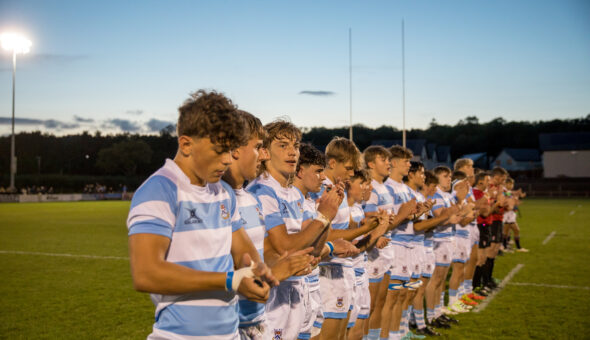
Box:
[1, 0, 589, 136]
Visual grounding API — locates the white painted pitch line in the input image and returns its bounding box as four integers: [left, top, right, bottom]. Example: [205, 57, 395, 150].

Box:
[509, 282, 590, 290]
[474, 263, 524, 313]
[0, 250, 128, 260]
[542, 231, 556, 245]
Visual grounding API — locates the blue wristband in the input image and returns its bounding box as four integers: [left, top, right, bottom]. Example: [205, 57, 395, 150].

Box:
[326, 241, 334, 257]
[226, 271, 234, 291]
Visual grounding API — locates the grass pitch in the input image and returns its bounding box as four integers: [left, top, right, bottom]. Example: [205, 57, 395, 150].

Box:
[0, 199, 589, 339]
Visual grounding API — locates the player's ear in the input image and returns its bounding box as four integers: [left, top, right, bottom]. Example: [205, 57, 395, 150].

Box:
[231, 148, 240, 160]
[178, 135, 193, 157]
[328, 158, 336, 169]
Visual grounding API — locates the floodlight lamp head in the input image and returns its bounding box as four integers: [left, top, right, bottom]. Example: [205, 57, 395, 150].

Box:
[0, 32, 32, 54]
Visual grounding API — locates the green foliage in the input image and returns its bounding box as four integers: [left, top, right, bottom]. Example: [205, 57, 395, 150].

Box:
[96, 139, 153, 176]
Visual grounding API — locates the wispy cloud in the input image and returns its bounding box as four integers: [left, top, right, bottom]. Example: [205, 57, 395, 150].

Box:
[146, 119, 175, 132]
[299, 90, 335, 97]
[102, 119, 141, 132]
[0, 117, 78, 130]
[125, 109, 144, 115]
[0, 117, 44, 125]
[73, 115, 94, 123]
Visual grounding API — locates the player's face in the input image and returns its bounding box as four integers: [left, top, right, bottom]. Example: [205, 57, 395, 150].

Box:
[330, 159, 355, 182]
[459, 164, 474, 177]
[348, 178, 366, 203]
[267, 137, 300, 177]
[437, 171, 451, 191]
[423, 183, 438, 197]
[410, 167, 425, 187]
[505, 181, 514, 190]
[300, 164, 325, 193]
[189, 137, 233, 185]
[391, 157, 411, 176]
[238, 136, 265, 181]
[362, 181, 373, 201]
[371, 155, 390, 179]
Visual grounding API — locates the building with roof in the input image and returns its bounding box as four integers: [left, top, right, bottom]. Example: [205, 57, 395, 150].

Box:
[491, 148, 542, 171]
[539, 132, 590, 178]
[460, 152, 488, 169]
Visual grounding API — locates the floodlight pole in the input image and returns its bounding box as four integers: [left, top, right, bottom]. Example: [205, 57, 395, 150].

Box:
[9, 50, 16, 192]
[349, 28, 353, 141]
[402, 20, 406, 148]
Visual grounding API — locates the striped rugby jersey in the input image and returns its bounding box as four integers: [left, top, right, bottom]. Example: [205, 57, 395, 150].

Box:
[247, 173, 305, 281]
[451, 189, 470, 239]
[127, 159, 242, 339]
[350, 203, 367, 274]
[315, 177, 352, 266]
[384, 177, 415, 247]
[430, 187, 455, 242]
[364, 179, 394, 237]
[232, 186, 266, 328]
[408, 187, 426, 246]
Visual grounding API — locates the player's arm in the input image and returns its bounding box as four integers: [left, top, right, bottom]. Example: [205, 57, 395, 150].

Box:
[388, 199, 418, 230]
[413, 213, 451, 231]
[129, 233, 228, 294]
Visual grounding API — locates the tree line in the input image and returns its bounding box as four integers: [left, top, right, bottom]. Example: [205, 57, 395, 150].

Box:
[0, 115, 588, 189]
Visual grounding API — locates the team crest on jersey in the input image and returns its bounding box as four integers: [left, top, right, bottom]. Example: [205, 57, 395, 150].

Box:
[336, 297, 344, 308]
[374, 268, 379, 275]
[443, 254, 448, 261]
[297, 201, 303, 213]
[415, 264, 419, 271]
[184, 208, 203, 225]
[220, 204, 230, 220]
[281, 201, 289, 216]
[427, 264, 432, 270]
[273, 329, 283, 340]
[402, 266, 408, 274]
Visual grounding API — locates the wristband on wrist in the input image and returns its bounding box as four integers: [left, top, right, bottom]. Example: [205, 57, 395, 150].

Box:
[315, 212, 330, 227]
[225, 271, 234, 291]
[325, 241, 334, 257]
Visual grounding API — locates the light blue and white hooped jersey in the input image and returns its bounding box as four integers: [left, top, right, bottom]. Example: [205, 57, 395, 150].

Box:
[247, 173, 305, 280]
[302, 195, 321, 283]
[408, 187, 426, 246]
[232, 186, 266, 328]
[126, 159, 241, 340]
[384, 178, 415, 247]
[451, 189, 470, 239]
[350, 203, 368, 275]
[364, 179, 394, 237]
[430, 187, 454, 241]
[315, 177, 352, 266]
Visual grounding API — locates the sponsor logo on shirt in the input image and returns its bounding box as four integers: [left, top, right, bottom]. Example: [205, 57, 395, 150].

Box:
[184, 208, 203, 225]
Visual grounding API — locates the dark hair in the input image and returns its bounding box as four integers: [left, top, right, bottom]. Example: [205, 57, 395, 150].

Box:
[297, 143, 326, 172]
[351, 168, 371, 183]
[424, 170, 439, 186]
[389, 145, 413, 159]
[237, 110, 266, 141]
[491, 167, 508, 176]
[505, 177, 514, 184]
[433, 165, 451, 176]
[452, 170, 467, 182]
[474, 168, 485, 176]
[363, 145, 391, 167]
[474, 172, 488, 186]
[177, 90, 248, 151]
[404, 161, 424, 182]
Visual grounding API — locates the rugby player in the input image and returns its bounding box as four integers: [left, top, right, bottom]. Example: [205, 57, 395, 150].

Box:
[127, 90, 274, 340]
